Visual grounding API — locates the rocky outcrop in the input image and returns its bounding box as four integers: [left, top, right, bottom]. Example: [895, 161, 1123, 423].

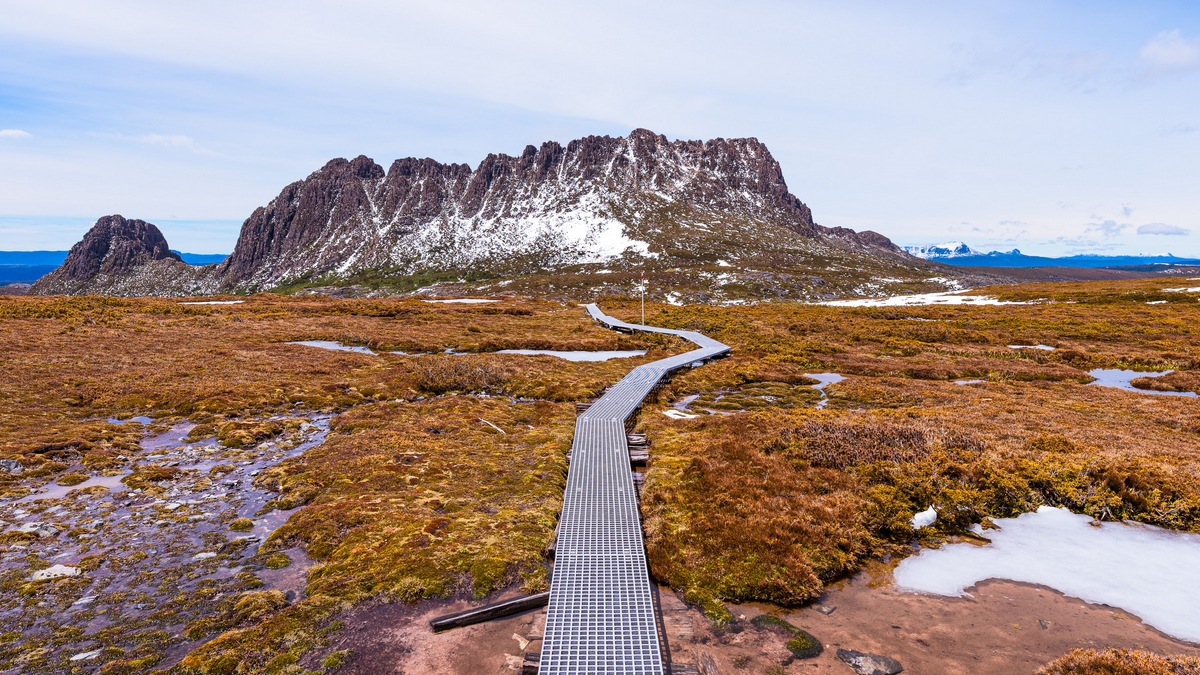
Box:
[213, 128, 907, 291]
[30, 216, 214, 296]
[33, 129, 927, 297]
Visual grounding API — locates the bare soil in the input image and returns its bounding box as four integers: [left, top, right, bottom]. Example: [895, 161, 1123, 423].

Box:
[319, 591, 547, 675]
[663, 573, 1200, 675]
[310, 574, 1199, 675]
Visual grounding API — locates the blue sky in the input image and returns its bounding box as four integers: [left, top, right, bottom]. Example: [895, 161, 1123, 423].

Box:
[0, 0, 1197, 256]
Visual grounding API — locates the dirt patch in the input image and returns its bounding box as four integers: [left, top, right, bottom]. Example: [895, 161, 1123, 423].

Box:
[658, 575, 1200, 675]
[315, 592, 546, 674]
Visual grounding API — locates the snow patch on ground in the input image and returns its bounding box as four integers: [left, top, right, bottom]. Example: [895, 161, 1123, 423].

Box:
[911, 506, 937, 529]
[894, 506, 1200, 643]
[179, 300, 244, 305]
[925, 276, 965, 291]
[422, 299, 499, 304]
[1009, 344, 1055, 351]
[821, 292, 1025, 307]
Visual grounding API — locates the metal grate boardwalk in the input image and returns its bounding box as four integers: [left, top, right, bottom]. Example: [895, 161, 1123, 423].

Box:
[538, 304, 731, 674]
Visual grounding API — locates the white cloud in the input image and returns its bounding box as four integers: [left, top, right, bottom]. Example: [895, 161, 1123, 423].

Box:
[1085, 220, 1130, 237]
[1138, 223, 1190, 236]
[92, 131, 220, 156]
[139, 133, 216, 155]
[0, 129, 32, 138]
[1139, 30, 1200, 79]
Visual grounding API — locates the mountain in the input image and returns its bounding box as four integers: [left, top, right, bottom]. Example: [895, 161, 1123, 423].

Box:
[29, 217, 212, 295]
[903, 241, 980, 259]
[0, 250, 226, 286]
[32, 129, 976, 301]
[906, 243, 1200, 269]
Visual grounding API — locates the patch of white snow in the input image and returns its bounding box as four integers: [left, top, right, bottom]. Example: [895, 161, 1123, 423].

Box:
[894, 506, 1200, 643]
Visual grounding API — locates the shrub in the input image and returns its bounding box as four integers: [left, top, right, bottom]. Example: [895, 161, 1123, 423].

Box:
[408, 355, 509, 394]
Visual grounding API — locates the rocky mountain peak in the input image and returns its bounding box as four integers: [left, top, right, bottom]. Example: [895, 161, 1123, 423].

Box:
[31, 129, 937, 300]
[31, 216, 183, 294]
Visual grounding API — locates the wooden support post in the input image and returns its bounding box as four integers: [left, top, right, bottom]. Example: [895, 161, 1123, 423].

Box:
[428, 592, 550, 632]
[629, 447, 649, 465]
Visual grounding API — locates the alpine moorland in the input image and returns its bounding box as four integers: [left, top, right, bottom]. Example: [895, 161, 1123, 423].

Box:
[1, 279, 1198, 673]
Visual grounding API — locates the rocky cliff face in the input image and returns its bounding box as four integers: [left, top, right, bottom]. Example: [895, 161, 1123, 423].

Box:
[33, 129, 949, 300]
[30, 216, 208, 296]
[216, 129, 903, 291]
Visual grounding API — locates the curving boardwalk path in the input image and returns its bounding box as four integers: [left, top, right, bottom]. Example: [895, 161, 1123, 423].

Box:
[538, 304, 731, 674]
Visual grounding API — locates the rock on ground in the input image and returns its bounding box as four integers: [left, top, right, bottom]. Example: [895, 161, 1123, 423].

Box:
[837, 648, 904, 675]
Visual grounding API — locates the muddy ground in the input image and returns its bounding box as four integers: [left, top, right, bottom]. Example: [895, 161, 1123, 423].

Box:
[319, 575, 1200, 675]
[0, 414, 328, 672]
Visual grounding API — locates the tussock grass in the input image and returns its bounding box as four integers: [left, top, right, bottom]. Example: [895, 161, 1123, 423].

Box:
[4, 281, 1200, 670]
[1037, 648, 1200, 675]
[180, 396, 573, 672]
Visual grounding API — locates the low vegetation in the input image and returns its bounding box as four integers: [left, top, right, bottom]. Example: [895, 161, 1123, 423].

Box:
[1, 278, 1198, 672]
[1037, 648, 1200, 675]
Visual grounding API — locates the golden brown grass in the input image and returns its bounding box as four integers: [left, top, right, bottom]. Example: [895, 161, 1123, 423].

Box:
[3, 280, 1200, 670]
[1038, 648, 1200, 674]
[0, 294, 668, 498]
[179, 396, 574, 672]
[609, 280, 1200, 623]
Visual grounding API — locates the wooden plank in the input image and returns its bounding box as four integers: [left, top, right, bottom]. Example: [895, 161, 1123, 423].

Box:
[428, 592, 550, 632]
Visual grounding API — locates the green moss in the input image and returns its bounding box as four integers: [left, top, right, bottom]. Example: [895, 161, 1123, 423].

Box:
[264, 553, 292, 570]
[264, 652, 298, 673]
[186, 423, 217, 441]
[750, 614, 822, 659]
[229, 518, 255, 532]
[218, 420, 282, 448]
[321, 649, 351, 669]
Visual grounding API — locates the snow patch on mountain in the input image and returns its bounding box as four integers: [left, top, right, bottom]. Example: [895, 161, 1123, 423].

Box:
[903, 242, 981, 259]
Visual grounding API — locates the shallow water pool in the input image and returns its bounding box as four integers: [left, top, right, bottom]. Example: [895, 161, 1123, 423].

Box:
[287, 340, 376, 355]
[805, 373, 844, 409]
[894, 506, 1200, 643]
[496, 349, 647, 362]
[1088, 369, 1197, 398]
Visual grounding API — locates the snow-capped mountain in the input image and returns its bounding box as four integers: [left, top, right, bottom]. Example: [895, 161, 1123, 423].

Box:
[34, 129, 964, 299]
[903, 241, 981, 259]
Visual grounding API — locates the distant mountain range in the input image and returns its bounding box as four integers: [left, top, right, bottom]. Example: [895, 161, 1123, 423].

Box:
[0, 250, 226, 285]
[26, 129, 980, 302]
[903, 241, 1200, 269]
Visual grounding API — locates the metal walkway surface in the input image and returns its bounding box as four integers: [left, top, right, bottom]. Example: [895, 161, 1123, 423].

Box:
[538, 304, 731, 674]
